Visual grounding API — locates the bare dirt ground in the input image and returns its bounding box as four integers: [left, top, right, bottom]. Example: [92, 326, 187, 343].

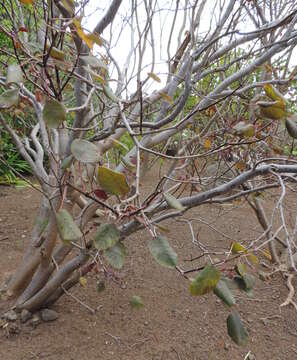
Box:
[0, 168, 297, 360]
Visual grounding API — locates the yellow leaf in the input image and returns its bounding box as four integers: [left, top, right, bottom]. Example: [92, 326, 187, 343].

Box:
[203, 138, 212, 150]
[49, 47, 66, 61]
[263, 84, 286, 103]
[160, 92, 173, 103]
[234, 161, 245, 171]
[258, 101, 287, 120]
[231, 242, 247, 254]
[79, 276, 87, 287]
[19, 0, 33, 4]
[97, 166, 130, 196]
[247, 254, 259, 266]
[86, 32, 103, 47]
[73, 19, 94, 49]
[231, 242, 258, 265]
[148, 72, 161, 83]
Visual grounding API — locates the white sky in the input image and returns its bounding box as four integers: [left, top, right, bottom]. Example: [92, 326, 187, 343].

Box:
[81, 0, 297, 95]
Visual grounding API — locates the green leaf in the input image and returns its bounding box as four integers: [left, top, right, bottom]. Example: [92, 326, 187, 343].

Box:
[55, 209, 82, 243]
[190, 265, 220, 296]
[61, 155, 73, 170]
[286, 116, 297, 139]
[81, 55, 107, 69]
[97, 166, 130, 196]
[242, 273, 256, 291]
[49, 47, 66, 61]
[0, 88, 19, 109]
[235, 262, 246, 277]
[103, 242, 126, 269]
[227, 311, 248, 346]
[43, 98, 66, 128]
[164, 193, 185, 211]
[130, 295, 144, 309]
[213, 280, 235, 307]
[93, 223, 120, 250]
[71, 139, 101, 163]
[148, 236, 177, 269]
[6, 64, 23, 85]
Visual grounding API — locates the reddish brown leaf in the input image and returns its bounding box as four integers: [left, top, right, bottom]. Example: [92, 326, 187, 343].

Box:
[18, 27, 28, 32]
[94, 189, 108, 200]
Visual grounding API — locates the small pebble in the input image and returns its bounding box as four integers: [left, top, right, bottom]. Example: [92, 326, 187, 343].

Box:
[40, 308, 59, 322]
[20, 309, 32, 323]
[224, 342, 230, 351]
[31, 314, 41, 328]
[4, 310, 17, 321]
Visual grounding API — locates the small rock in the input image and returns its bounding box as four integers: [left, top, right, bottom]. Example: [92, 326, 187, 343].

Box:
[4, 310, 18, 321]
[20, 309, 32, 323]
[144, 321, 149, 326]
[30, 314, 41, 328]
[224, 342, 230, 351]
[40, 308, 59, 322]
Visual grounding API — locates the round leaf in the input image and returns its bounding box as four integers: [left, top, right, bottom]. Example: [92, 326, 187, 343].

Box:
[190, 265, 220, 296]
[79, 276, 87, 288]
[93, 223, 120, 250]
[97, 166, 130, 196]
[227, 311, 248, 346]
[258, 101, 286, 120]
[6, 64, 23, 85]
[148, 236, 178, 269]
[0, 88, 19, 109]
[103, 242, 126, 269]
[49, 47, 66, 61]
[71, 139, 101, 163]
[43, 98, 66, 128]
[231, 242, 247, 254]
[130, 295, 144, 309]
[286, 116, 297, 139]
[164, 193, 185, 211]
[61, 155, 73, 170]
[213, 280, 235, 307]
[55, 209, 82, 243]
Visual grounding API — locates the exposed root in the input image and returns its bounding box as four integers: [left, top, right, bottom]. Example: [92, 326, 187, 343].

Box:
[280, 273, 297, 311]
